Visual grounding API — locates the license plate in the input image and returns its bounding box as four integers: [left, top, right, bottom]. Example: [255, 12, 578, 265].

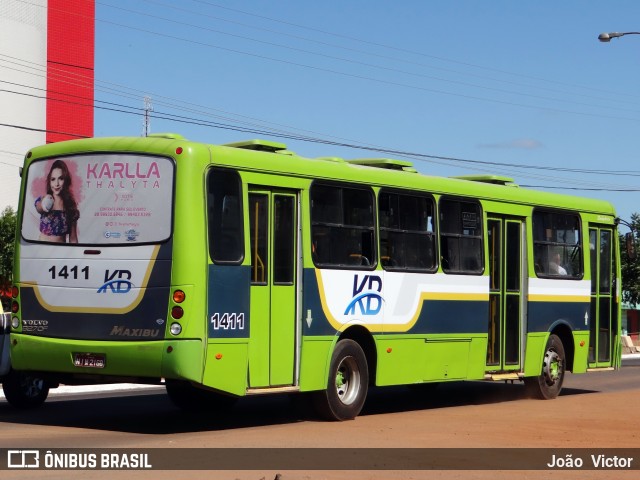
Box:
[73, 353, 106, 368]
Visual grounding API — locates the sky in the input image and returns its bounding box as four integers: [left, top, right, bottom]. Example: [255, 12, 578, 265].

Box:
[15, 1, 640, 223]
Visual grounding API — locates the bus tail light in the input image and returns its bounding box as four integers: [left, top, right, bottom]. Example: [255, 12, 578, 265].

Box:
[173, 290, 186, 303]
[170, 323, 182, 336]
[11, 285, 19, 298]
[11, 301, 19, 314]
[171, 306, 184, 319]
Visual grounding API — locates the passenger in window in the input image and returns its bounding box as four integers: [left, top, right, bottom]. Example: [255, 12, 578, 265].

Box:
[549, 252, 567, 275]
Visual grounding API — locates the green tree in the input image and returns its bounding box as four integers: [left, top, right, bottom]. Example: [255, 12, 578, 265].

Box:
[0, 206, 17, 311]
[620, 212, 640, 307]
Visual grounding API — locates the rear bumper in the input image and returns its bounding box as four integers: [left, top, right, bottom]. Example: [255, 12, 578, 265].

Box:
[10, 334, 203, 384]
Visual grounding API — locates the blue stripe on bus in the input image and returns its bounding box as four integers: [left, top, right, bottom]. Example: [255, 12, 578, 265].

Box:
[207, 264, 251, 339]
[411, 300, 489, 334]
[527, 301, 590, 333]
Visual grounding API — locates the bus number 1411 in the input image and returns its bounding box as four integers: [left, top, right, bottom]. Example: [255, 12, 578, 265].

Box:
[210, 312, 245, 330]
[49, 265, 89, 280]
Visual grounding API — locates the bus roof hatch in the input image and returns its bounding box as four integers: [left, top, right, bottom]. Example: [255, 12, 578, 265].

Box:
[223, 139, 288, 153]
[452, 174, 518, 187]
[347, 158, 417, 173]
[147, 133, 185, 140]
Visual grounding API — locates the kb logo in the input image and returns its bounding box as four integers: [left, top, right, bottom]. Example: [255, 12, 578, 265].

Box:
[344, 274, 383, 316]
[97, 269, 133, 294]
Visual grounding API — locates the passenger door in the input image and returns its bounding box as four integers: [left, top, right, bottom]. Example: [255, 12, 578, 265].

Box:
[486, 217, 526, 372]
[588, 226, 618, 368]
[248, 190, 299, 387]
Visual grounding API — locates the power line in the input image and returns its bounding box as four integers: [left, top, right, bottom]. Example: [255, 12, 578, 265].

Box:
[91, 1, 640, 117]
[187, 0, 640, 101]
[2, 74, 640, 192]
[521, 185, 640, 192]
[0, 149, 24, 169]
[3, 4, 639, 193]
[0, 149, 23, 158]
[96, 1, 640, 113]
[5, 72, 632, 191]
[0, 160, 22, 168]
[1, 53, 365, 144]
[14, 0, 640, 121]
[136, 0, 640, 108]
[0, 122, 88, 139]
[91, 23, 640, 122]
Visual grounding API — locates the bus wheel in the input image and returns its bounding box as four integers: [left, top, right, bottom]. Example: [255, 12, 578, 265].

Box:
[524, 334, 565, 400]
[313, 339, 369, 421]
[165, 381, 237, 412]
[2, 370, 50, 409]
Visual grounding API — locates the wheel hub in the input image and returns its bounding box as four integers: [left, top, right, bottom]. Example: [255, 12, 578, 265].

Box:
[21, 376, 45, 399]
[542, 349, 562, 386]
[335, 356, 360, 405]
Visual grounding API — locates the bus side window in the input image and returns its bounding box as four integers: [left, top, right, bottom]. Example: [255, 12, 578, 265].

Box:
[207, 168, 244, 264]
[439, 197, 483, 275]
[532, 210, 582, 279]
[310, 183, 375, 268]
[378, 190, 437, 272]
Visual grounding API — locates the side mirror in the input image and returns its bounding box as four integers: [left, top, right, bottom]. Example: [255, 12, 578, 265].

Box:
[626, 232, 636, 260]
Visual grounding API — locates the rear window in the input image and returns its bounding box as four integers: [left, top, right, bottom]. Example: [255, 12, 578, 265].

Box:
[21, 154, 174, 245]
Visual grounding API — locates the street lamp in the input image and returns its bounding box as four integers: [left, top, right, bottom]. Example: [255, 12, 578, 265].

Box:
[598, 31, 640, 42]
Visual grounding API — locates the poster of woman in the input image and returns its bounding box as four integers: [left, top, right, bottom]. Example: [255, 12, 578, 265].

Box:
[33, 160, 80, 243]
[21, 153, 173, 246]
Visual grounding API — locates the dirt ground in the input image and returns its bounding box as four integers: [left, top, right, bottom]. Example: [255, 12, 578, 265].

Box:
[199, 386, 640, 480]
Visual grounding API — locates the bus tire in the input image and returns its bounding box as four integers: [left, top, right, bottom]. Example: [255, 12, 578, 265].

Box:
[1, 369, 50, 409]
[165, 381, 237, 412]
[524, 333, 565, 400]
[313, 339, 369, 421]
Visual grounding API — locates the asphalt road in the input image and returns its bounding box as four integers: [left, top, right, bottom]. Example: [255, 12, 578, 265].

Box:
[1, 359, 639, 432]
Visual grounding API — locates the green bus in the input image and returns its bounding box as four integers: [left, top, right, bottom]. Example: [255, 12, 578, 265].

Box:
[4, 134, 621, 419]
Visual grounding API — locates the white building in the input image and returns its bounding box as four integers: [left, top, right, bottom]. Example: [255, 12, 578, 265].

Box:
[0, 0, 94, 212]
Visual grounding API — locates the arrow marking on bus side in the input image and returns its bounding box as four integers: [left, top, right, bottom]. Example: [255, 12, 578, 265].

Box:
[306, 309, 313, 328]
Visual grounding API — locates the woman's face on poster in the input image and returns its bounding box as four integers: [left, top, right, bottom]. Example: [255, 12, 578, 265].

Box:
[49, 168, 65, 196]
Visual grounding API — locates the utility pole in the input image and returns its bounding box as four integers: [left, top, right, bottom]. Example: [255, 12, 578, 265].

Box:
[142, 96, 153, 137]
